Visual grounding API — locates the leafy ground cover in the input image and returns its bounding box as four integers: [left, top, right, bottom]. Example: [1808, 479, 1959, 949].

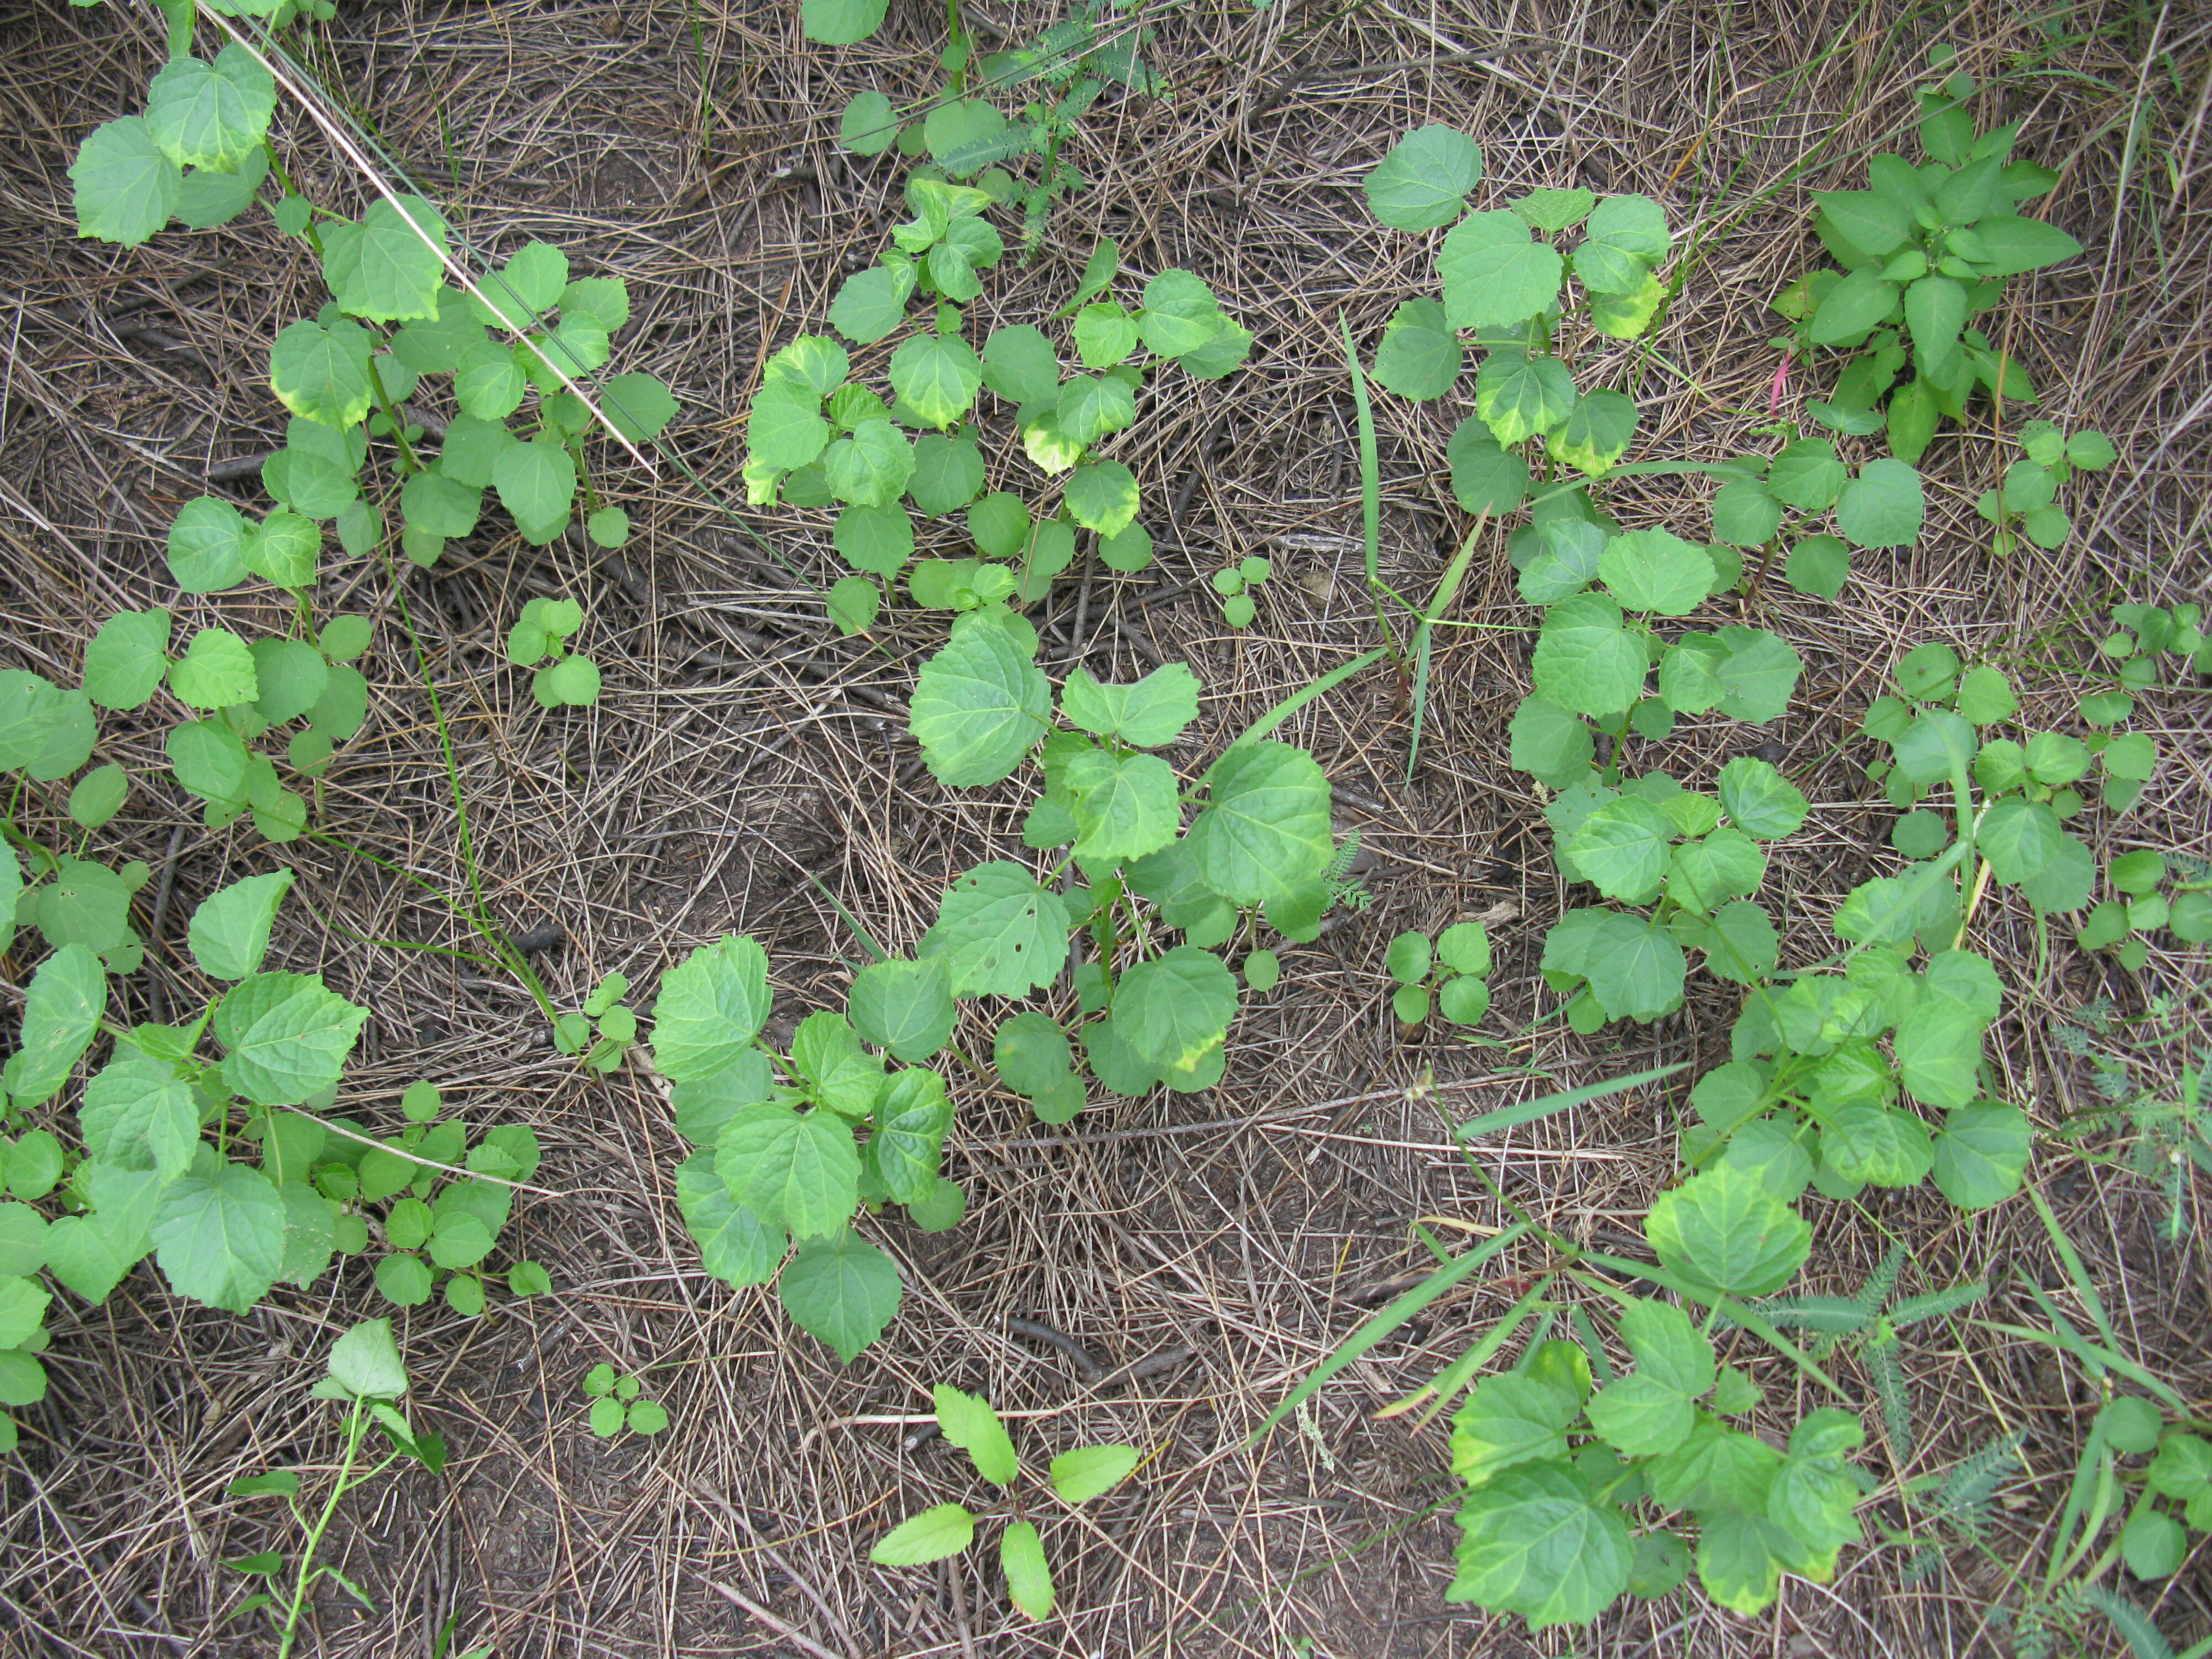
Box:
[1, 0, 2208, 1655]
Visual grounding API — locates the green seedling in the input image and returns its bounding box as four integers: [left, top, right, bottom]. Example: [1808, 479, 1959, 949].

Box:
[1771, 50, 2081, 463]
[506, 597, 601, 708]
[2075, 852, 2212, 969]
[868, 1384, 1139, 1621]
[824, 0, 1159, 252]
[1973, 419, 2115, 555]
[223, 1320, 444, 1659]
[1211, 556, 1271, 629]
[1385, 921, 1492, 1027]
[2052, 1003, 2209, 1244]
[2077, 600, 2210, 728]
[582, 1363, 669, 1436]
[555, 972, 637, 1071]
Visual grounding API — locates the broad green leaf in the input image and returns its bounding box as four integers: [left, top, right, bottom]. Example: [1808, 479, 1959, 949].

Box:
[321, 197, 448, 322]
[674, 1151, 782, 1286]
[1137, 269, 1228, 358]
[1767, 439, 1848, 511]
[980, 324, 1060, 404]
[1835, 458, 1925, 549]
[1188, 740, 1333, 906]
[889, 332, 984, 427]
[213, 973, 368, 1107]
[1565, 798, 1674, 903]
[1969, 216, 2084, 276]
[1448, 420, 1531, 513]
[1695, 1509, 1808, 1615]
[149, 1152, 286, 1313]
[166, 496, 252, 592]
[1001, 1521, 1055, 1620]
[1572, 194, 1670, 293]
[2, 945, 106, 1107]
[1548, 388, 1639, 474]
[1808, 269, 1899, 345]
[1599, 528, 1713, 615]
[786, 1012, 882, 1120]
[934, 1383, 1019, 1484]
[1511, 186, 1597, 232]
[1644, 1165, 1810, 1297]
[321, 1317, 408, 1400]
[1978, 799, 2064, 885]
[1113, 946, 1237, 1072]
[907, 434, 985, 515]
[653, 934, 771, 1082]
[492, 439, 577, 532]
[1364, 124, 1483, 232]
[1064, 461, 1140, 537]
[919, 862, 1071, 998]
[823, 419, 916, 507]
[1821, 1104, 1934, 1187]
[1587, 1373, 1697, 1457]
[1053, 374, 1136, 447]
[67, 765, 129, 831]
[748, 379, 830, 471]
[70, 118, 181, 246]
[1531, 592, 1643, 717]
[1517, 520, 1604, 604]
[1066, 750, 1180, 864]
[994, 1011, 1074, 1098]
[1451, 1374, 1580, 1485]
[1667, 829, 1765, 912]
[1509, 697, 1595, 785]
[1371, 298, 1462, 399]
[171, 148, 269, 233]
[1902, 274, 1966, 373]
[867, 1069, 951, 1203]
[1059, 663, 1200, 748]
[1439, 212, 1564, 328]
[167, 627, 258, 709]
[1703, 900, 1781, 984]
[1476, 349, 1576, 445]
[714, 1104, 859, 1239]
[244, 510, 320, 588]
[269, 319, 375, 428]
[1588, 272, 1668, 339]
[1717, 758, 1808, 839]
[145, 45, 276, 171]
[1580, 912, 1687, 1022]
[400, 469, 481, 539]
[1712, 477, 1782, 547]
[1051, 1443, 1141, 1503]
[779, 1227, 900, 1363]
[1785, 535, 1851, 599]
[869, 1503, 974, 1565]
[165, 718, 252, 807]
[187, 869, 294, 980]
[849, 958, 956, 1062]
[84, 608, 173, 709]
[827, 262, 915, 345]
[910, 612, 1052, 786]
[1932, 1101, 2026, 1201]
[1447, 1461, 1631, 1629]
[43, 1201, 150, 1305]
[1072, 301, 1139, 368]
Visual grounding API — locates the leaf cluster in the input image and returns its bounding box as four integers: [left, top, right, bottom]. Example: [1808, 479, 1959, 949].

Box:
[581, 1362, 670, 1436]
[1386, 922, 1493, 1028]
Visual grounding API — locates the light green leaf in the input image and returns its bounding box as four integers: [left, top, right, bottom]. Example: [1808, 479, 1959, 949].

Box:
[1066, 750, 1180, 864]
[2, 945, 106, 1107]
[1188, 740, 1333, 906]
[848, 958, 955, 1062]
[823, 419, 917, 507]
[1717, 758, 1808, 839]
[149, 1152, 286, 1313]
[1644, 1165, 1810, 1297]
[1836, 458, 1925, 549]
[1058, 664, 1200, 748]
[1767, 439, 1848, 512]
[1548, 388, 1639, 475]
[1371, 298, 1462, 399]
[934, 1383, 1019, 1484]
[212, 972, 370, 1106]
[714, 1104, 859, 1239]
[866, 1068, 951, 1204]
[674, 1151, 782, 1286]
[869, 1503, 975, 1566]
[889, 332, 984, 428]
[1064, 461, 1140, 537]
[70, 118, 181, 247]
[188, 870, 294, 980]
[1439, 212, 1564, 328]
[919, 862, 1071, 998]
[1137, 269, 1228, 358]
[1572, 194, 1670, 293]
[167, 627, 258, 709]
[1509, 697, 1595, 785]
[1447, 1461, 1631, 1629]
[1448, 421, 1531, 513]
[1364, 124, 1483, 232]
[145, 45, 276, 171]
[910, 612, 1051, 786]
[653, 933, 771, 1082]
[1532, 591, 1644, 717]
[84, 608, 173, 710]
[1902, 275, 1966, 372]
[321, 1317, 409, 1399]
[1113, 946, 1237, 1073]
[1667, 829, 1765, 912]
[321, 196, 448, 322]
[269, 319, 375, 429]
[1051, 1443, 1141, 1503]
[1599, 528, 1713, 615]
[1511, 186, 1597, 232]
[1565, 798, 1674, 903]
[828, 262, 915, 345]
[166, 496, 252, 592]
[1969, 216, 2084, 276]
[1821, 1104, 1935, 1187]
[1475, 349, 1576, 445]
[492, 439, 577, 533]
[1580, 912, 1687, 1022]
[980, 324, 1060, 404]
[1001, 1521, 1055, 1620]
[779, 1227, 900, 1363]
[1072, 301, 1139, 368]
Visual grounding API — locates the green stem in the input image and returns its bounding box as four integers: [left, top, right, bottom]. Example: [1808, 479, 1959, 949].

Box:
[363, 356, 422, 475]
[276, 1399, 369, 1659]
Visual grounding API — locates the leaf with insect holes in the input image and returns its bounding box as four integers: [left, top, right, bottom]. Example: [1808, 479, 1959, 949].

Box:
[920, 862, 1071, 998]
[1364, 124, 1483, 232]
[779, 1227, 900, 1363]
[145, 45, 276, 172]
[910, 611, 1052, 786]
[1439, 212, 1563, 329]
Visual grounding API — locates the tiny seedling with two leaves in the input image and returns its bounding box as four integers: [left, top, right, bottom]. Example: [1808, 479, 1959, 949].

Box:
[1211, 555, 1272, 629]
[869, 1384, 1140, 1621]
